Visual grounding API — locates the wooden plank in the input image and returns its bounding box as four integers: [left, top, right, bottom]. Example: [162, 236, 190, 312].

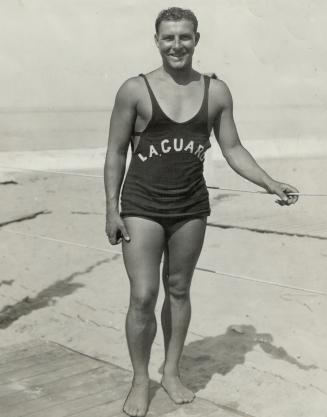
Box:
[1, 363, 129, 407]
[0, 340, 42, 355]
[206, 409, 241, 417]
[0, 356, 100, 398]
[69, 386, 180, 417]
[65, 394, 227, 417]
[5, 384, 129, 417]
[0, 351, 83, 384]
[65, 398, 124, 417]
[157, 397, 222, 417]
[0, 340, 47, 365]
[0, 341, 137, 417]
[71, 388, 179, 417]
[0, 364, 107, 406]
[0, 345, 65, 375]
[1, 363, 131, 417]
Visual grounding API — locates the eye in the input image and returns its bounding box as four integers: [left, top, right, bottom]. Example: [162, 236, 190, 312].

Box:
[180, 35, 192, 40]
[162, 35, 174, 41]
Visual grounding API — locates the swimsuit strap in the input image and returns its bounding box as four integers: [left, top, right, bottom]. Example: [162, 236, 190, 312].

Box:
[133, 73, 165, 135]
[198, 75, 210, 116]
[202, 75, 211, 134]
[139, 73, 166, 121]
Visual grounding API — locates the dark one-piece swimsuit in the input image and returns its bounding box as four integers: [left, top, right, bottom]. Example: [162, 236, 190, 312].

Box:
[120, 73, 212, 230]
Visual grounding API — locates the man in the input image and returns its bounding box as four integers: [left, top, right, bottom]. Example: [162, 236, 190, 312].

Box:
[104, 7, 298, 417]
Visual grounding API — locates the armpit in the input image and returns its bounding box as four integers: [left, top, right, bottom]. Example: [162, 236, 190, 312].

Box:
[131, 135, 141, 153]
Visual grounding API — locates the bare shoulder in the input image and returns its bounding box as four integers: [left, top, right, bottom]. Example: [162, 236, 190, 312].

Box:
[114, 76, 145, 107]
[144, 68, 160, 77]
[208, 77, 233, 109]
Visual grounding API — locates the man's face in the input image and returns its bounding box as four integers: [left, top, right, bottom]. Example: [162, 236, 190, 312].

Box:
[155, 19, 200, 70]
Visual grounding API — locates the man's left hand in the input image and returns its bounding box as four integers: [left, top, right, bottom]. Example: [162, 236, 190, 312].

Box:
[266, 181, 299, 206]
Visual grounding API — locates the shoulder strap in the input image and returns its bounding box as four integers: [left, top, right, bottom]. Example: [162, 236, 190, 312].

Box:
[139, 74, 162, 111]
[201, 75, 211, 135]
[139, 74, 154, 99]
[138, 73, 165, 122]
[133, 74, 163, 135]
[204, 74, 210, 98]
[200, 75, 210, 115]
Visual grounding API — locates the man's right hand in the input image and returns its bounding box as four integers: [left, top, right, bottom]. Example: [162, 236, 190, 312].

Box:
[106, 213, 131, 245]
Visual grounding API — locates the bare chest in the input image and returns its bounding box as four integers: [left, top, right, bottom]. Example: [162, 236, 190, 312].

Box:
[135, 76, 219, 133]
[135, 78, 204, 130]
[155, 81, 203, 121]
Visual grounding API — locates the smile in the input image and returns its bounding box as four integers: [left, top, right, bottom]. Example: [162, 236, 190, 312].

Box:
[169, 54, 186, 59]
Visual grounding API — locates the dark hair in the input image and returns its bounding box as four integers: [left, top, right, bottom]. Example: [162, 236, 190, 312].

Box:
[155, 7, 198, 34]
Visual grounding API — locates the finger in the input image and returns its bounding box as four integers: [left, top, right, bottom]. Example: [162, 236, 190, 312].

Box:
[289, 195, 298, 204]
[120, 224, 131, 242]
[283, 184, 299, 198]
[287, 194, 296, 205]
[275, 199, 287, 206]
[275, 190, 288, 203]
[271, 184, 289, 202]
[286, 185, 299, 194]
[108, 234, 118, 245]
[284, 190, 299, 205]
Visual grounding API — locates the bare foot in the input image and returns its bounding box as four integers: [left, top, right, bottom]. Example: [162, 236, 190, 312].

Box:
[161, 375, 195, 404]
[123, 378, 150, 417]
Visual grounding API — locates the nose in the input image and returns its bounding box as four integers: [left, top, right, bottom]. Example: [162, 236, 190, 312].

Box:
[172, 37, 182, 49]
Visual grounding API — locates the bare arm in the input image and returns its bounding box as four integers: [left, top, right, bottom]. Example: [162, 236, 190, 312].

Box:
[104, 78, 138, 244]
[212, 80, 298, 205]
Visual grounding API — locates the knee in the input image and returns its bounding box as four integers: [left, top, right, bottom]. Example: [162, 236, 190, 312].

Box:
[130, 289, 158, 314]
[167, 277, 190, 301]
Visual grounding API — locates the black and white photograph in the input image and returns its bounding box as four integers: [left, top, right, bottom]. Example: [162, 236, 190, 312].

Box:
[0, 1, 326, 416]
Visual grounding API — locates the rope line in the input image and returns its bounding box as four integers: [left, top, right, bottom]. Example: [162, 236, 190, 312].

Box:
[1, 164, 327, 196]
[0, 165, 102, 179]
[196, 266, 326, 296]
[3, 229, 121, 256]
[207, 186, 323, 197]
[3, 228, 326, 297]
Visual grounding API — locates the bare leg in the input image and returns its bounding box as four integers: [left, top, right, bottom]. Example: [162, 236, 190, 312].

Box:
[161, 217, 207, 403]
[122, 217, 165, 417]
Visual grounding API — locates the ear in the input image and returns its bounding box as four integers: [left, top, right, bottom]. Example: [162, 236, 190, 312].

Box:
[154, 33, 159, 48]
[195, 32, 200, 45]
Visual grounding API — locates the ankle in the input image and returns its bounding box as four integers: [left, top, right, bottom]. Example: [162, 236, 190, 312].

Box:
[162, 368, 180, 379]
[133, 375, 150, 385]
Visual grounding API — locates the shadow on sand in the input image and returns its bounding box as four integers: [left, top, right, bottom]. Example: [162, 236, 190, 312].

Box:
[159, 324, 317, 392]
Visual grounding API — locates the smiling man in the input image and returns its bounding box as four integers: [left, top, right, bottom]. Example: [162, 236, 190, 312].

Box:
[104, 7, 298, 417]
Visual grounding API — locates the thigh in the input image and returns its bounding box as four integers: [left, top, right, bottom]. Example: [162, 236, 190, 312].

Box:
[165, 217, 207, 289]
[122, 216, 166, 295]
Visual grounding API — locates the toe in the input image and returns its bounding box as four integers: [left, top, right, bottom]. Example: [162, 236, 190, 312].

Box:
[123, 405, 135, 416]
[183, 392, 194, 403]
[136, 408, 146, 417]
[175, 397, 184, 404]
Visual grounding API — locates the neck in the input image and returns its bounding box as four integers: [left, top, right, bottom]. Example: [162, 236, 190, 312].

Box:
[161, 62, 195, 84]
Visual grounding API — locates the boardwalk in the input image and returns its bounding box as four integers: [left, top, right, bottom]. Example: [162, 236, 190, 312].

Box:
[0, 340, 234, 417]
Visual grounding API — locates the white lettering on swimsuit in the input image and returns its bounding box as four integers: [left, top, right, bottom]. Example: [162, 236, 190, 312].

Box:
[161, 139, 171, 153]
[138, 153, 148, 162]
[137, 138, 209, 162]
[173, 138, 184, 151]
[149, 144, 159, 158]
[194, 144, 204, 157]
[184, 140, 194, 153]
